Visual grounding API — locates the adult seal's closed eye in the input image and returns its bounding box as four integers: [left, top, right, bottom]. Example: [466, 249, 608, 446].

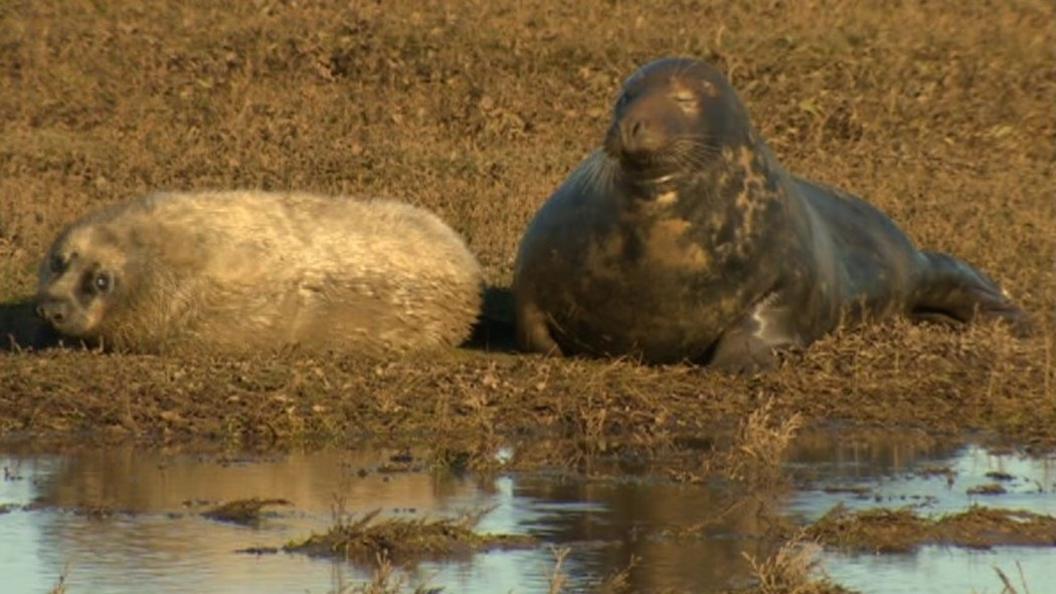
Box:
[512, 57, 1030, 371]
[36, 190, 483, 355]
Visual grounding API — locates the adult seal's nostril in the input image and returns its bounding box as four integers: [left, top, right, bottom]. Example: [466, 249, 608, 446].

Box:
[629, 118, 643, 140]
[623, 118, 645, 152]
[618, 104, 671, 159]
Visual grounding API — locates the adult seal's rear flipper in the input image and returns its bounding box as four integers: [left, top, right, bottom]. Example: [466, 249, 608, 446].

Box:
[910, 252, 1032, 336]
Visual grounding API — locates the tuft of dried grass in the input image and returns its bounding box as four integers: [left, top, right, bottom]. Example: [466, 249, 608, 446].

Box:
[712, 398, 804, 487]
[331, 551, 440, 594]
[48, 567, 69, 594]
[547, 546, 572, 594]
[993, 562, 1033, 594]
[743, 533, 849, 594]
[285, 507, 534, 561]
[807, 504, 1056, 553]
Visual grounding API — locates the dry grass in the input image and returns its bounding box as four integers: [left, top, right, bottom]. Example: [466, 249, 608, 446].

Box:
[0, 0, 1053, 466]
[993, 563, 1033, 594]
[743, 534, 851, 594]
[806, 504, 1056, 553]
[333, 553, 438, 594]
[544, 546, 644, 594]
[719, 399, 804, 487]
[547, 546, 572, 594]
[285, 507, 534, 561]
[200, 496, 292, 526]
[47, 570, 68, 594]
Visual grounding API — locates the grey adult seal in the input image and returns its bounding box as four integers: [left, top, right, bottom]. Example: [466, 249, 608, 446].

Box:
[512, 57, 1029, 370]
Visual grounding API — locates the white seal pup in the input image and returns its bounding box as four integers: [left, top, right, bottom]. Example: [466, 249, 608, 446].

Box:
[36, 190, 483, 355]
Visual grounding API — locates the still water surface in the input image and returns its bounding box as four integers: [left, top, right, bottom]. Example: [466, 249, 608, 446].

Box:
[1, 434, 1053, 594]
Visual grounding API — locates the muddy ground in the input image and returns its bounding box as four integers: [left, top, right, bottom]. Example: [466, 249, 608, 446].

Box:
[1, 0, 1053, 453]
[0, 1, 1054, 590]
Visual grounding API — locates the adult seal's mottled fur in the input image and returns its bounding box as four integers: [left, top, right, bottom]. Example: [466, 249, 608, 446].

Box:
[36, 190, 483, 355]
[513, 57, 1030, 370]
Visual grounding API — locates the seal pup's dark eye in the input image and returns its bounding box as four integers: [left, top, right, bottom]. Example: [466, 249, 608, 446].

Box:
[50, 254, 67, 273]
[93, 272, 112, 293]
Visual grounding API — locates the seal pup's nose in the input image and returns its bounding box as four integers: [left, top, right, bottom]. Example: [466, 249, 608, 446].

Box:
[37, 300, 69, 325]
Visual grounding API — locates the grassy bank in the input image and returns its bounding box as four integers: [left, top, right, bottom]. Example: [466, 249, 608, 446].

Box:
[1, 0, 1053, 456]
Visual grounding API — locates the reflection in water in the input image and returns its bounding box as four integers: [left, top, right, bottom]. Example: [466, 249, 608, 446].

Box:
[786, 434, 1056, 594]
[826, 545, 1055, 594]
[0, 434, 1054, 593]
[788, 439, 1056, 518]
[0, 445, 771, 594]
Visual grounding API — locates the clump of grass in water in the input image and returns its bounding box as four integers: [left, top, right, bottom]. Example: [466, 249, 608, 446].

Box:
[994, 561, 1033, 594]
[743, 533, 852, 594]
[331, 552, 439, 594]
[285, 507, 535, 561]
[546, 546, 639, 594]
[807, 504, 1056, 553]
[201, 497, 292, 526]
[711, 398, 804, 487]
[48, 564, 70, 594]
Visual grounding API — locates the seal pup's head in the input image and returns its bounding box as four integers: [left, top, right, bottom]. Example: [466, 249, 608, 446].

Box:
[604, 58, 751, 194]
[36, 222, 133, 341]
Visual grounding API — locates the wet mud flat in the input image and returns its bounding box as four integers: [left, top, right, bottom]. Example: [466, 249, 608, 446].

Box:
[2, 431, 1055, 594]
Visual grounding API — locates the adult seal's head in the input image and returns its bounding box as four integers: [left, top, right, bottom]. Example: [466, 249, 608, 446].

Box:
[594, 57, 790, 268]
[602, 58, 753, 197]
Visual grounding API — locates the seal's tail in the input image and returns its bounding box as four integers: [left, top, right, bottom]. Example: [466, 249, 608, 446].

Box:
[911, 251, 1032, 337]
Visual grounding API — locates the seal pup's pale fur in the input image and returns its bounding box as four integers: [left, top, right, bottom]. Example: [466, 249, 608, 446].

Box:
[37, 190, 483, 355]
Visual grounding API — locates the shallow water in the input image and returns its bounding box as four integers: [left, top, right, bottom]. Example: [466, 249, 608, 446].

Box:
[786, 436, 1056, 594]
[0, 434, 1053, 594]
